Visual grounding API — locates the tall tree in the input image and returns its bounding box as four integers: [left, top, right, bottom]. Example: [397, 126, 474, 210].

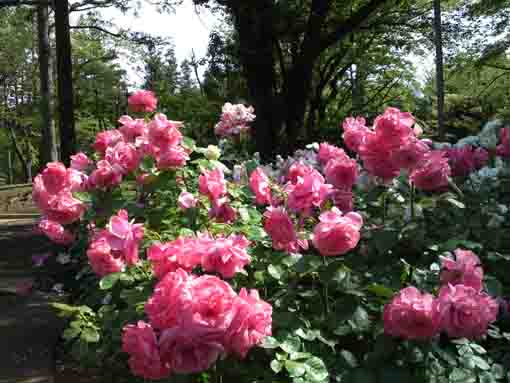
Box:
[433, 0, 445, 140]
[37, 0, 57, 164]
[54, 0, 76, 165]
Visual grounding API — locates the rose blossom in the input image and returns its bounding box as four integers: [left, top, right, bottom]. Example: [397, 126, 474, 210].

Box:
[342, 117, 368, 152]
[318, 143, 346, 165]
[156, 146, 189, 169]
[87, 236, 124, 277]
[225, 288, 272, 358]
[147, 113, 183, 150]
[45, 191, 86, 225]
[87, 160, 123, 189]
[106, 209, 144, 265]
[263, 206, 307, 253]
[70, 152, 91, 171]
[312, 207, 362, 256]
[199, 168, 227, 201]
[92, 129, 124, 155]
[329, 189, 354, 212]
[200, 234, 251, 279]
[122, 321, 170, 380]
[40, 162, 69, 195]
[208, 198, 237, 223]
[159, 323, 225, 374]
[496, 127, 510, 158]
[178, 191, 198, 210]
[373, 107, 414, 147]
[286, 162, 314, 184]
[410, 151, 451, 191]
[286, 168, 332, 215]
[324, 156, 358, 190]
[391, 138, 430, 170]
[435, 284, 499, 339]
[383, 286, 440, 340]
[105, 141, 140, 174]
[440, 249, 484, 291]
[249, 167, 272, 205]
[38, 218, 75, 245]
[128, 90, 158, 113]
[148, 238, 202, 279]
[118, 115, 146, 142]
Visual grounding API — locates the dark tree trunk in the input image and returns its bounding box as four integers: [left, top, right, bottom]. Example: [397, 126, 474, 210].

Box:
[433, 0, 445, 140]
[231, 1, 279, 160]
[54, 0, 76, 165]
[37, 2, 58, 166]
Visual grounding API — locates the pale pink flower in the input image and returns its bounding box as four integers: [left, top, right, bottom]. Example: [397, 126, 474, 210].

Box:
[147, 113, 183, 150]
[286, 169, 333, 215]
[263, 206, 305, 253]
[156, 146, 189, 169]
[118, 116, 146, 142]
[67, 168, 88, 192]
[383, 286, 440, 340]
[225, 289, 272, 358]
[45, 191, 86, 225]
[435, 284, 499, 339]
[199, 168, 227, 201]
[312, 208, 362, 256]
[373, 107, 415, 147]
[178, 191, 198, 210]
[342, 117, 368, 152]
[70, 152, 91, 171]
[249, 167, 272, 205]
[106, 209, 144, 265]
[105, 141, 141, 174]
[122, 321, 170, 380]
[128, 90, 158, 113]
[441, 249, 484, 291]
[159, 323, 224, 374]
[40, 162, 69, 195]
[287, 162, 314, 185]
[410, 151, 451, 191]
[214, 103, 255, 137]
[200, 234, 251, 278]
[148, 238, 202, 279]
[318, 143, 347, 165]
[86, 236, 124, 277]
[38, 218, 75, 245]
[358, 132, 401, 181]
[92, 130, 124, 155]
[391, 138, 430, 170]
[324, 156, 358, 190]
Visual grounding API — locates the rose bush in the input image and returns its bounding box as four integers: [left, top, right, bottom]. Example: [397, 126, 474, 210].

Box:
[37, 90, 510, 382]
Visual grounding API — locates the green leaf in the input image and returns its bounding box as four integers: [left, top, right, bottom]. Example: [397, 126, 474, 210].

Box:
[81, 328, 100, 343]
[340, 349, 358, 368]
[284, 361, 306, 378]
[372, 229, 400, 254]
[472, 355, 490, 370]
[268, 264, 284, 280]
[377, 368, 414, 383]
[182, 136, 196, 151]
[304, 357, 329, 382]
[290, 352, 312, 361]
[260, 336, 279, 349]
[445, 197, 465, 209]
[346, 368, 377, 383]
[238, 207, 250, 222]
[63, 327, 81, 340]
[73, 191, 92, 203]
[349, 306, 371, 332]
[51, 303, 81, 317]
[280, 336, 301, 354]
[479, 372, 497, 383]
[271, 359, 283, 373]
[449, 368, 476, 383]
[366, 284, 394, 298]
[99, 272, 121, 290]
[491, 363, 505, 379]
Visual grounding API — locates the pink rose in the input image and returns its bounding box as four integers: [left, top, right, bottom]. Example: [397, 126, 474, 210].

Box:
[156, 146, 189, 169]
[178, 191, 197, 210]
[45, 191, 86, 224]
[440, 249, 484, 291]
[159, 323, 224, 374]
[128, 90, 158, 113]
[92, 129, 124, 155]
[358, 133, 401, 181]
[391, 138, 430, 170]
[38, 218, 75, 245]
[497, 127, 510, 158]
[249, 167, 272, 205]
[148, 238, 202, 279]
[41, 162, 69, 195]
[435, 284, 499, 339]
[147, 113, 183, 150]
[286, 168, 333, 215]
[70, 152, 91, 171]
[200, 234, 251, 278]
[318, 143, 346, 165]
[287, 162, 313, 185]
[214, 103, 256, 137]
[105, 141, 141, 174]
[106, 209, 144, 265]
[87, 236, 124, 277]
[88, 160, 123, 189]
[324, 156, 358, 190]
[342, 117, 368, 152]
[67, 168, 88, 192]
[33, 174, 52, 211]
[225, 288, 272, 358]
[208, 198, 237, 223]
[122, 321, 170, 380]
[383, 286, 440, 340]
[410, 151, 451, 191]
[373, 107, 414, 147]
[199, 168, 227, 201]
[330, 189, 353, 212]
[118, 116, 146, 142]
[263, 206, 306, 253]
[145, 268, 194, 330]
[312, 208, 362, 256]
[473, 147, 489, 169]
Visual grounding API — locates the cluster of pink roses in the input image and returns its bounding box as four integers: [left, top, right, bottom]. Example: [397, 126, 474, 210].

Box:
[33, 159, 89, 245]
[148, 232, 251, 279]
[127, 90, 158, 113]
[384, 249, 499, 340]
[122, 268, 272, 380]
[497, 127, 510, 158]
[199, 167, 237, 223]
[214, 102, 256, 137]
[86, 210, 144, 276]
[443, 145, 488, 177]
[342, 108, 451, 191]
[249, 163, 363, 257]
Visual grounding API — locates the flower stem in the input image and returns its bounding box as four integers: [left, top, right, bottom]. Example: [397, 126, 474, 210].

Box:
[322, 256, 330, 316]
[410, 183, 415, 220]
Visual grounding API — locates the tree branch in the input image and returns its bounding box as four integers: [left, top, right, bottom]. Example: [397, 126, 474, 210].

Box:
[69, 25, 123, 38]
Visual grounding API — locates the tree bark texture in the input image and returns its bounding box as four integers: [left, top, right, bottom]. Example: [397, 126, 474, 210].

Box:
[433, 0, 445, 140]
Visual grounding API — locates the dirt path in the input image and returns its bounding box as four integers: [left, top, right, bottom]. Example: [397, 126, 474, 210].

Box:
[0, 219, 64, 383]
